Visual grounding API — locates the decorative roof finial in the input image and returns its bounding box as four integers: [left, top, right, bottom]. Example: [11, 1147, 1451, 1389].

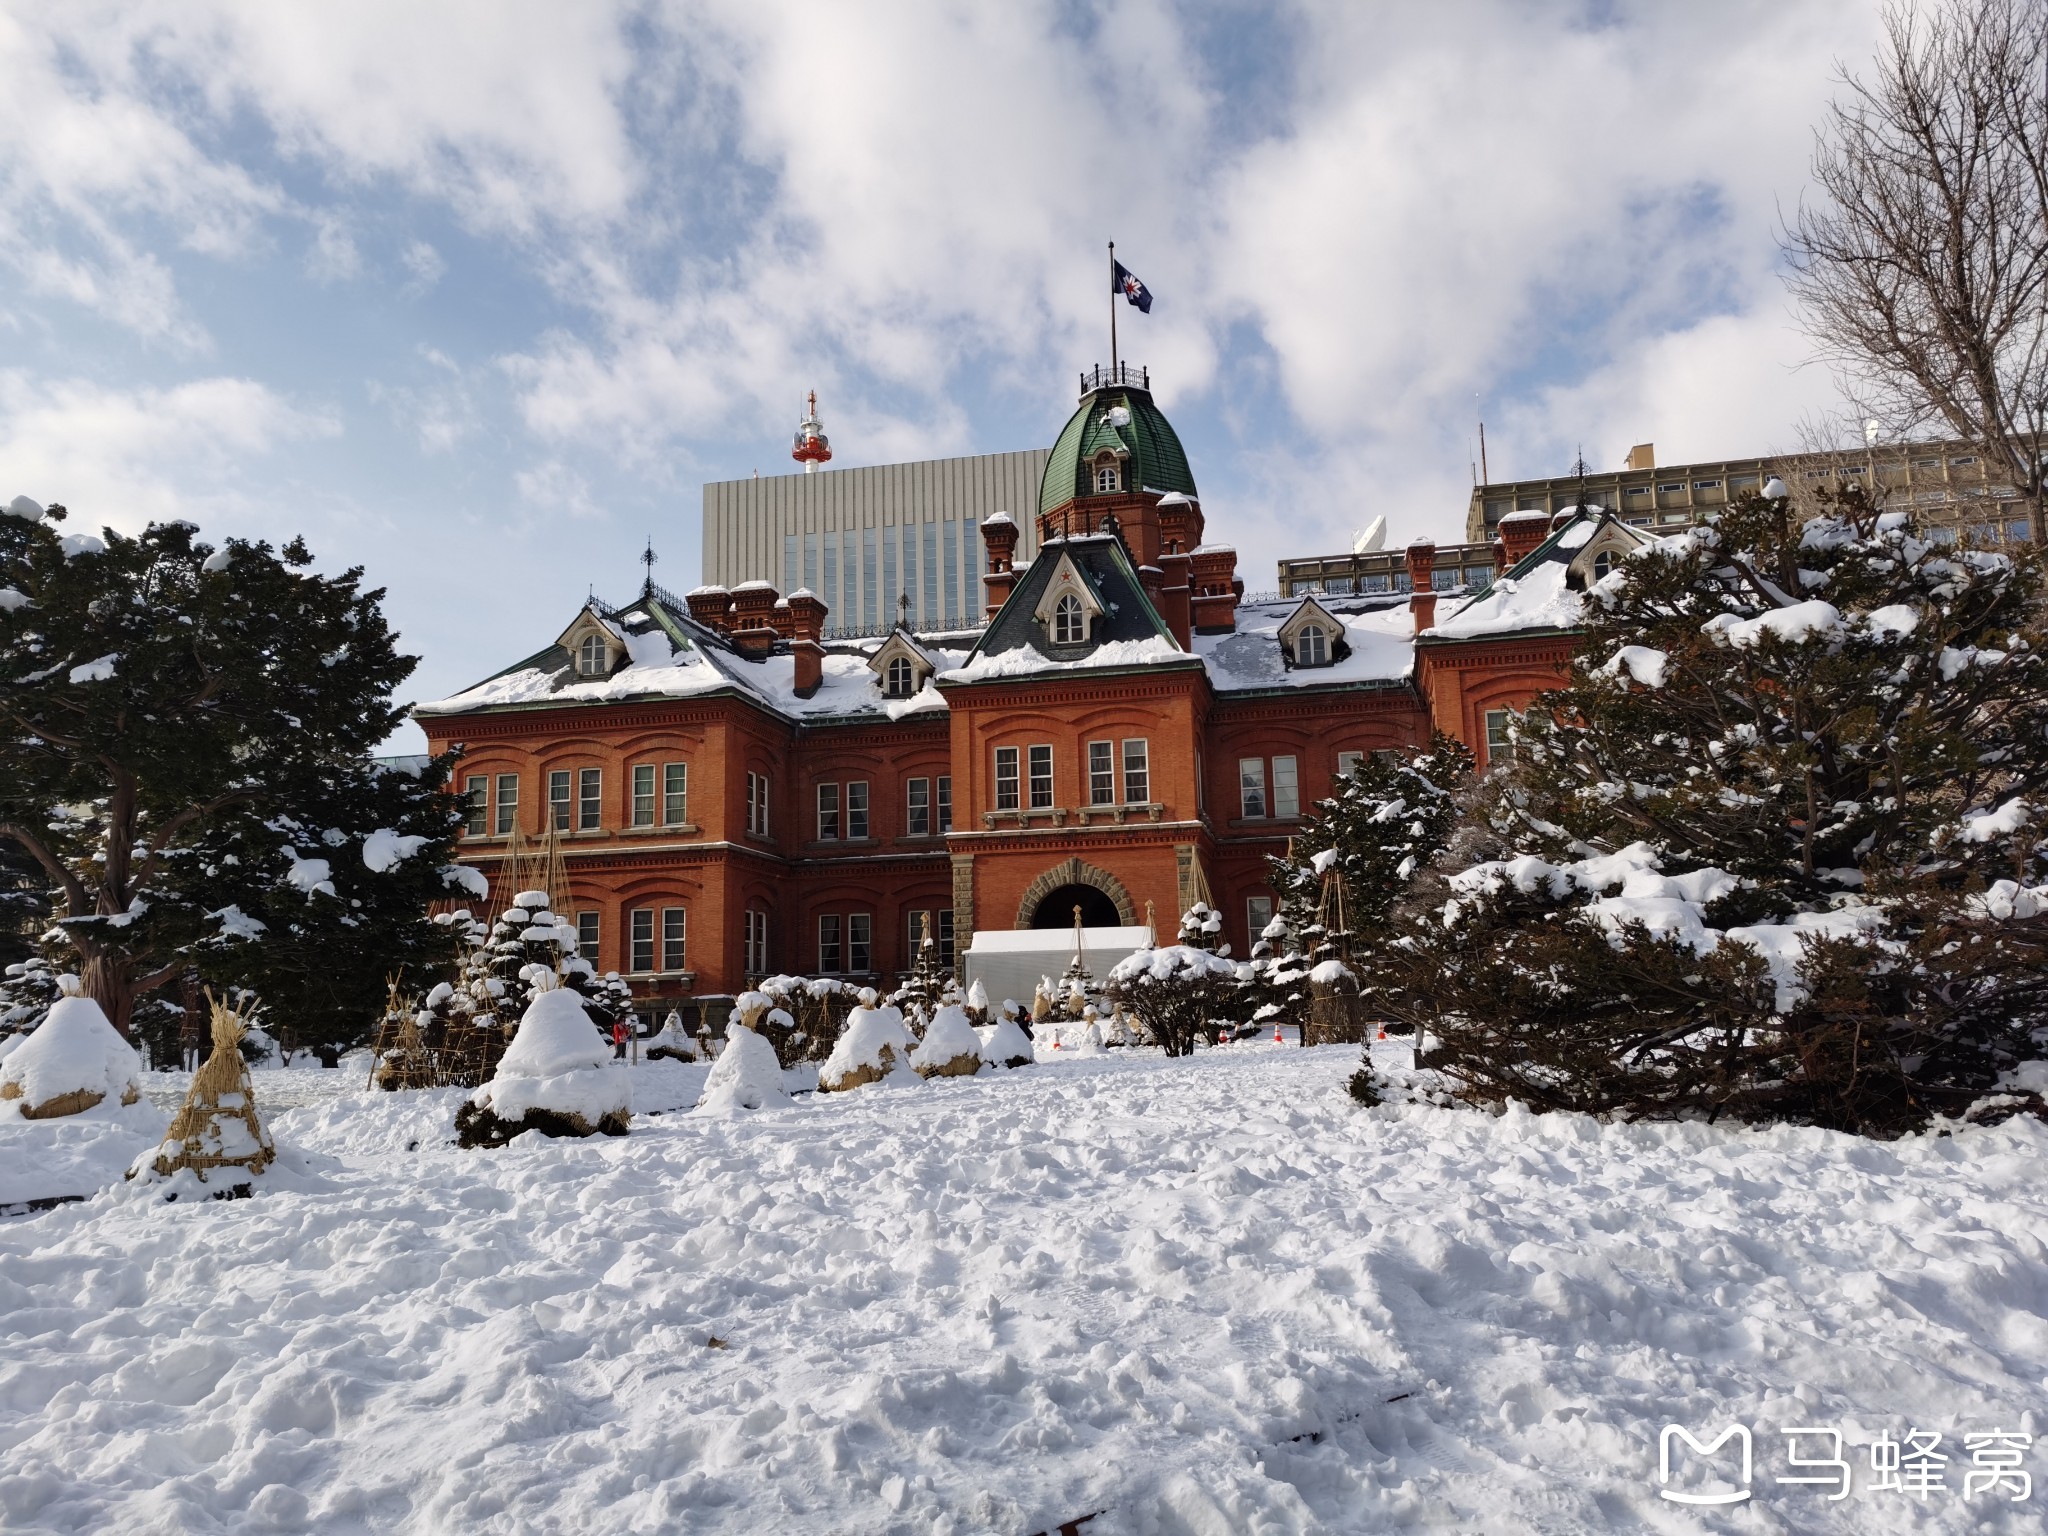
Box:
[639, 538, 658, 594]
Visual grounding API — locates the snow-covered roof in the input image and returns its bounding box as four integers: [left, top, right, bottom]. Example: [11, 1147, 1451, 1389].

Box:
[1426, 510, 1657, 641]
[1194, 596, 1416, 692]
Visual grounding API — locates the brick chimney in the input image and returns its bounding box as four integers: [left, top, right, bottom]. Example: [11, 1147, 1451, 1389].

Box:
[685, 584, 732, 634]
[1158, 549, 1193, 650]
[1406, 540, 1437, 636]
[980, 512, 1020, 614]
[1189, 545, 1240, 634]
[770, 597, 795, 639]
[1491, 538, 1508, 575]
[1497, 510, 1549, 568]
[785, 590, 827, 696]
[729, 581, 780, 657]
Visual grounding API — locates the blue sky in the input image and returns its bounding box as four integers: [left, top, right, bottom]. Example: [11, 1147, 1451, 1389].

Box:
[0, 1, 1880, 748]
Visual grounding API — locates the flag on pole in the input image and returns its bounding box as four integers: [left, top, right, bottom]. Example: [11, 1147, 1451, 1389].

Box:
[1112, 259, 1153, 313]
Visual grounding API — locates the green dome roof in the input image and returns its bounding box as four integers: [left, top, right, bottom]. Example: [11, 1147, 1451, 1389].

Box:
[1038, 385, 1197, 516]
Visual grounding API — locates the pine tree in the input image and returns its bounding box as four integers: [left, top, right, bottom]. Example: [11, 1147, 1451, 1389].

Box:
[1378, 483, 2048, 1134]
[0, 501, 473, 1035]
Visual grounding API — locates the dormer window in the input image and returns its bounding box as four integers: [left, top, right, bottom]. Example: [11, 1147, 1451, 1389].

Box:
[1052, 593, 1086, 644]
[1095, 464, 1120, 492]
[1296, 624, 1328, 667]
[577, 633, 609, 676]
[885, 655, 915, 697]
[1592, 551, 1616, 581]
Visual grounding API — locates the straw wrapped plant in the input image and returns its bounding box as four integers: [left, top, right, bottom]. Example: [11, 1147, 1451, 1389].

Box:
[144, 992, 275, 1187]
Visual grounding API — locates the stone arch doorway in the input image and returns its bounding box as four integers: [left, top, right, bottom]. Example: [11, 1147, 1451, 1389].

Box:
[1028, 883, 1121, 930]
[1015, 857, 1136, 928]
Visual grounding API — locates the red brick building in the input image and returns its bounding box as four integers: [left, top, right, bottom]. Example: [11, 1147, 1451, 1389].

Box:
[416, 369, 1647, 1015]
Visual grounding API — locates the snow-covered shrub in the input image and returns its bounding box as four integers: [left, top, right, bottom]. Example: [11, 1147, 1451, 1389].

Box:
[1106, 945, 1236, 1057]
[978, 1014, 1035, 1069]
[696, 1020, 788, 1113]
[646, 1009, 697, 1062]
[0, 977, 142, 1119]
[910, 1002, 982, 1078]
[1381, 484, 2048, 1135]
[455, 974, 631, 1146]
[0, 954, 62, 1033]
[819, 989, 916, 1092]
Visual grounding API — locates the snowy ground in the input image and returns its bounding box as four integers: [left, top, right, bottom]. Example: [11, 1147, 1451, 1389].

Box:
[3, 1041, 2045, 1534]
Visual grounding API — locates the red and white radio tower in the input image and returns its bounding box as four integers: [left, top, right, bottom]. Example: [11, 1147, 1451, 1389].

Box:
[791, 389, 831, 473]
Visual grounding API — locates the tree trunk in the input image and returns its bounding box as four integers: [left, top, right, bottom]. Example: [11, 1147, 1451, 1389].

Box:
[81, 952, 135, 1039]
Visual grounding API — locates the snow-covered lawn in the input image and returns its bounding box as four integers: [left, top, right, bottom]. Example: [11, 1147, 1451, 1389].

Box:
[3, 1042, 2045, 1533]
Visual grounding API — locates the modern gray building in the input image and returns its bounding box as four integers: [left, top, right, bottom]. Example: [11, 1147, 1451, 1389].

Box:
[700, 449, 1048, 634]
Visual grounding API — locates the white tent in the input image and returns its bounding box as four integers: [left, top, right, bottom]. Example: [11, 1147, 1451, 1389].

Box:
[959, 927, 1154, 1015]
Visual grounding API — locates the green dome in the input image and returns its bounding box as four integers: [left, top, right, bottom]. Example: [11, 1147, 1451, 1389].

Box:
[1038, 384, 1197, 516]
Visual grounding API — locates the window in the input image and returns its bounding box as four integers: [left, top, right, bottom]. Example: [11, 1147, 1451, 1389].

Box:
[816, 782, 840, 841]
[578, 768, 601, 831]
[1028, 744, 1053, 809]
[995, 747, 1020, 811]
[577, 633, 608, 676]
[1484, 709, 1513, 764]
[909, 910, 954, 967]
[1088, 741, 1115, 805]
[1729, 474, 1760, 490]
[938, 909, 955, 966]
[577, 911, 600, 962]
[1337, 751, 1363, 781]
[1095, 463, 1119, 492]
[663, 763, 687, 825]
[631, 765, 656, 826]
[1431, 568, 1461, 592]
[744, 909, 768, 974]
[746, 772, 770, 837]
[1248, 896, 1274, 943]
[1657, 481, 1685, 493]
[1625, 484, 1651, 498]
[549, 770, 572, 830]
[848, 914, 872, 973]
[1296, 624, 1328, 666]
[495, 773, 519, 836]
[629, 909, 655, 973]
[886, 655, 915, 696]
[1273, 756, 1299, 818]
[818, 914, 843, 974]
[1359, 572, 1390, 594]
[1953, 455, 1978, 466]
[463, 775, 487, 837]
[1592, 551, 1616, 580]
[907, 777, 931, 836]
[909, 909, 935, 963]
[936, 776, 952, 833]
[1692, 479, 1721, 490]
[2009, 520, 2033, 542]
[1239, 758, 1267, 818]
[847, 781, 869, 839]
[1122, 739, 1149, 804]
[1052, 593, 1085, 645]
[661, 907, 687, 972]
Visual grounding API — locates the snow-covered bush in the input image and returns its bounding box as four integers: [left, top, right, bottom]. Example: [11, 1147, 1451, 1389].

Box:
[646, 1009, 697, 1062]
[0, 977, 142, 1119]
[819, 989, 916, 1092]
[910, 1002, 982, 1078]
[1382, 484, 2048, 1134]
[978, 1013, 1035, 1069]
[696, 1020, 788, 1113]
[1106, 944, 1236, 1057]
[455, 973, 631, 1146]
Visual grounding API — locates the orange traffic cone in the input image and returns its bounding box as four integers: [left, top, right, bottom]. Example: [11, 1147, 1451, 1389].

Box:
[1377, 1028, 1387, 1041]
[1273, 1024, 1284, 1043]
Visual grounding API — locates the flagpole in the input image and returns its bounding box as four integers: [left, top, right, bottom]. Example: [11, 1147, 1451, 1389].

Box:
[1108, 240, 1118, 379]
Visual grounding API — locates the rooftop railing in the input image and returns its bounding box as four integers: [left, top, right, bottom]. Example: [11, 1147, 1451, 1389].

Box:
[1079, 362, 1149, 395]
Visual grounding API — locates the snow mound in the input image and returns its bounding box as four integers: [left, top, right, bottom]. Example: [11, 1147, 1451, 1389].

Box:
[911, 1004, 983, 1078]
[646, 1010, 697, 1061]
[696, 1022, 789, 1113]
[461, 980, 629, 1144]
[819, 1002, 916, 1092]
[979, 1015, 1036, 1068]
[0, 991, 142, 1119]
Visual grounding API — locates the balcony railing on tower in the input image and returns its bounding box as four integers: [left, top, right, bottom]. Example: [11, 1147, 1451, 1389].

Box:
[1079, 362, 1149, 395]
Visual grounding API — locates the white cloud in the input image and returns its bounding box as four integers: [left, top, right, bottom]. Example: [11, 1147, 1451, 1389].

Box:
[0, 371, 340, 528]
[514, 459, 603, 522]
[400, 240, 446, 294]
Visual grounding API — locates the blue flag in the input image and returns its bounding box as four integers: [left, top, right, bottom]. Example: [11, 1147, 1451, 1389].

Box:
[1113, 259, 1153, 313]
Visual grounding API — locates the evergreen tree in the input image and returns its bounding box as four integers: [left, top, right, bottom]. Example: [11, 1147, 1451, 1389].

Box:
[0, 499, 473, 1035]
[1376, 483, 2048, 1134]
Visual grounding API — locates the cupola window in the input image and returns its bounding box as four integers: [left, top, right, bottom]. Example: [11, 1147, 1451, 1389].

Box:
[885, 655, 915, 697]
[1592, 551, 1617, 581]
[577, 633, 609, 676]
[1093, 454, 1121, 493]
[1296, 624, 1328, 667]
[1052, 593, 1086, 645]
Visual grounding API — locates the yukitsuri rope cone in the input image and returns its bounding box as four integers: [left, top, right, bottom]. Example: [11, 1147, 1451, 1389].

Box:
[1306, 862, 1367, 1047]
[371, 980, 442, 1091]
[145, 992, 275, 1188]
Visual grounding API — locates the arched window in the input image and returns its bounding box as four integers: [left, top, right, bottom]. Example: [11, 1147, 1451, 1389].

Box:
[886, 655, 915, 697]
[1296, 624, 1327, 666]
[577, 633, 608, 676]
[1095, 462, 1120, 493]
[1592, 551, 1616, 581]
[1052, 593, 1086, 644]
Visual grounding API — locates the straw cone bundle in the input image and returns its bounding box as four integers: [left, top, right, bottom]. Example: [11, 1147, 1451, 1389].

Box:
[148, 994, 274, 1182]
[373, 988, 442, 1091]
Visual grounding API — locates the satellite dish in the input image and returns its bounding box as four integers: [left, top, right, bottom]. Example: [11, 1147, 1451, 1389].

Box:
[1352, 516, 1387, 554]
[1864, 419, 1880, 445]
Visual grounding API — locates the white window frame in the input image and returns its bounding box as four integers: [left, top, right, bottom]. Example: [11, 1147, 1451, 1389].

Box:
[1122, 738, 1149, 804]
[1095, 462, 1119, 493]
[847, 913, 872, 974]
[1087, 740, 1114, 805]
[1027, 744, 1054, 809]
[495, 773, 519, 836]
[464, 774, 488, 837]
[1297, 625, 1327, 666]
[1484, 709, 1513, 765]
[629, 909, 655, 974]
[1239, 758, 1268, 819]
[663, 762, 687, 825]
[937, 775, 952, 833]
[816, 781, 840, 842]
[846, 780, 869, 840]
[1273, 755, 1299, 819]
[548, 769, 572, 830]
[1247, 895, 1274, 943]
[578, 768, 602, 831]
[886, 655, 914, 697]
[743, 909, 768, 974]
[907, 776, 931, 836]
[995, 747, 1020, 811]
[631, 764, 656, 826]
[818, 913, 843, 974]
[1336, 750, 1363, 781]
[576, 910, 600, 962]
[1052, 593, 1085, 645]
[577, 632, 608, 676]
[661, 907, 687, 972]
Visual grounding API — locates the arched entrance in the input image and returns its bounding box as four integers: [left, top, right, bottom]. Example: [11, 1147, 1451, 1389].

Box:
[1028, 883, 1121, 930]
[1015, 857, 1137, 928]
